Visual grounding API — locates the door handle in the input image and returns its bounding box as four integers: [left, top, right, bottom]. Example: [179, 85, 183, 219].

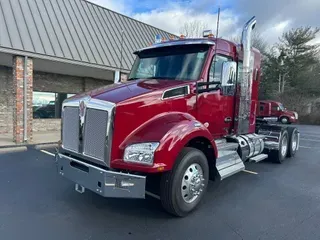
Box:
[224, 117, 232, 123]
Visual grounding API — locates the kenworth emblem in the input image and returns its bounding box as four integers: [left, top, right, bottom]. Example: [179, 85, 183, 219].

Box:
[79, 100, 86, 127]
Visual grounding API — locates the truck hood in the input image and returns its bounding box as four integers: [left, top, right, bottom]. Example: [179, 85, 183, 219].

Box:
[283, 109, 298, 118]
[71, 79, 188, 104]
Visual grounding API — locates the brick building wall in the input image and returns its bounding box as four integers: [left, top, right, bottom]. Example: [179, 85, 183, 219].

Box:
[0, 66, 13, 134]
[33, 71, 110, 93]
[33, 119, 61, 132]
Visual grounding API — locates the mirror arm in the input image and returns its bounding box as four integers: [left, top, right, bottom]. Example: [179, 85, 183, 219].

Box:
[197, 85, 221, 94]
[197, 81, 221, 87]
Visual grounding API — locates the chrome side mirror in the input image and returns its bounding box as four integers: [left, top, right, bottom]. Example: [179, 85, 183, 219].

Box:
[221, 61, 237, 87]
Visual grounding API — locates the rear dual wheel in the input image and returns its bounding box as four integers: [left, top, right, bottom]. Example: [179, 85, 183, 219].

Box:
[287, 127, 299, 157]
[160, 147, 209, 217]
[270, 127, 299, 163]
[270, 130, 289, 163]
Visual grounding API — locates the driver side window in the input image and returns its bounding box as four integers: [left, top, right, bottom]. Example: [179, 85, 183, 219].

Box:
[209, 55, 232, 82]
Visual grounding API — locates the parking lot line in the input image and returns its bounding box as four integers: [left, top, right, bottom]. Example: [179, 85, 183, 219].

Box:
[242, 169, 258, 175]
[300, 138, 320, 142]
[300, 146, 312, 149]
[145, 191, 160, 200]
[40, 150, 55, 157]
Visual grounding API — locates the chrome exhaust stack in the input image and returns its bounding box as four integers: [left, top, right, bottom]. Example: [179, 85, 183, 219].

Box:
[241, 16, 256, 72]
[236, 16, 256, 134]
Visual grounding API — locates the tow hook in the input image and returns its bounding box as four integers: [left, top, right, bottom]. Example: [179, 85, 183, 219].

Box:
[75, 184, 85, 194]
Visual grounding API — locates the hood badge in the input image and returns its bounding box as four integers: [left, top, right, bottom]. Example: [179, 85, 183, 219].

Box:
[79, 97, 90, 127]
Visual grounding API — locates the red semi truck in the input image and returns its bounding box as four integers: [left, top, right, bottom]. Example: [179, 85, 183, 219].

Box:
[257, 100, 298, 124]
[55, 17, 300, 217]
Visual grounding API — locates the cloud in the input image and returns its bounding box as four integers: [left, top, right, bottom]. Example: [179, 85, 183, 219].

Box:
[88, 0, 129, 14]
[88, 0, 320, 45]
[133, 5, 240, 39]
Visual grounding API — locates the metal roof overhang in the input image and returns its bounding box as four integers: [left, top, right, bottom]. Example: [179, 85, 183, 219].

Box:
[0, 47, 123, 81]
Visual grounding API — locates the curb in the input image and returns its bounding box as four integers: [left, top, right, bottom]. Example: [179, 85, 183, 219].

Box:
[0, 146, 28, 154]
[0, 142, 58, 152]
[34, 143, 58, 150]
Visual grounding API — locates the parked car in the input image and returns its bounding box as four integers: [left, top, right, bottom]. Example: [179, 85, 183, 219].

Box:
[33, 101, 56, 118]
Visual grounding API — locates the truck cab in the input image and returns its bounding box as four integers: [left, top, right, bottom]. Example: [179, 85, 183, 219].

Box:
[55, 17, 300, 217]
[257, 100, 298, 124]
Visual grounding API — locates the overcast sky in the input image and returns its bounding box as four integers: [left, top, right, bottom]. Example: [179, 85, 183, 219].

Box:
[89, 0, 320, 45]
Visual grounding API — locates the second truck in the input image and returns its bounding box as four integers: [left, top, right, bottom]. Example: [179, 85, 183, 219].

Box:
[55, 16, 300, 217]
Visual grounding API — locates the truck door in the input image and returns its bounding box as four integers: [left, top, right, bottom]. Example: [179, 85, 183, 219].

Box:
[271, 102, 281, 117]
[197, 54, 235, 138]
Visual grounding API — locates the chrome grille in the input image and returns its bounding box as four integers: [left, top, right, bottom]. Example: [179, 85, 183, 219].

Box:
[61, 97, 115, 167]
[62, 107, 79, 152]
[83, 109, 109, 160]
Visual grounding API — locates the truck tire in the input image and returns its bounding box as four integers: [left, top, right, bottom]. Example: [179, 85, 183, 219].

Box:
[269, 130, 289, 163]
[160, 147, 209, 217]
[287, 127, 299, 158]
[280, 117, 290, 124]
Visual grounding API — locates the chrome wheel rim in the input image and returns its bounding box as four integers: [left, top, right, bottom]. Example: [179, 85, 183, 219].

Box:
[181, 163, 205, 203]
[291, 132, 297, 151]
[281, 135, 288, 156]
[282, 118, 288, 124]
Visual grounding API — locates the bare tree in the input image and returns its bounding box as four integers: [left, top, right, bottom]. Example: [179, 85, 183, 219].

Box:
[179, 20, 209, 38]
[229, 30, 268, 55]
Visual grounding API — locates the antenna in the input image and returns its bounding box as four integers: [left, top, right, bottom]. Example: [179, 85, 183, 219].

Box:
[212, 6, 220, 80]
[215, 6, 220, 41]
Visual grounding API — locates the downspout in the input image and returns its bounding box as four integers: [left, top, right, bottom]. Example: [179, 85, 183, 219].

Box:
[23, 56, 28, 142]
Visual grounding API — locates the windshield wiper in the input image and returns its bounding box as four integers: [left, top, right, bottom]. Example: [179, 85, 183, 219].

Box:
[129, 77, 176, 80]
[144, 77, 175, 80]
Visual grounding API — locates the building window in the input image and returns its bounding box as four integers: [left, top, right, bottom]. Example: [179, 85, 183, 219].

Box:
[33, 92, 74, 119]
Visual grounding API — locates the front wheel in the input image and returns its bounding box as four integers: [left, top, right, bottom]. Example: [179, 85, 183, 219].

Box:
[280, 117, 290, 124]
[160, 147, 209, 217]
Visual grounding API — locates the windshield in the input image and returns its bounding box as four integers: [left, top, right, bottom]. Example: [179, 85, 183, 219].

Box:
[129, 44, 209, 81]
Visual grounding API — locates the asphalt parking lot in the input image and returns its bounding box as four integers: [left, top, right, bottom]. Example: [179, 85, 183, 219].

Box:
[0, 124, 320, 240]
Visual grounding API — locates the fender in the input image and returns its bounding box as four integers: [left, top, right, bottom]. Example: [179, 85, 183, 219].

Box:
[112, 112, 217, 173]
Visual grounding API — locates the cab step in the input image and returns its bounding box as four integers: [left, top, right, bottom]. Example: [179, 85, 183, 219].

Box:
[216, 147, 245, 180]
[249, 154, 268, 163]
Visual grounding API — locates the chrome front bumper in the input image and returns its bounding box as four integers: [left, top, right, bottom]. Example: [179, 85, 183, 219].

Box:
[56, 153, 146, 199]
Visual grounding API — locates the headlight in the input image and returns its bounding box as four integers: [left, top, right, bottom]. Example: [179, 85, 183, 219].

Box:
[124, 142, 159, 165]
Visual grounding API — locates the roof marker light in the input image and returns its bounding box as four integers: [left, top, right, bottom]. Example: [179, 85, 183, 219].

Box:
[203, 30, 213, 37]
[155, 34, 162, 44]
